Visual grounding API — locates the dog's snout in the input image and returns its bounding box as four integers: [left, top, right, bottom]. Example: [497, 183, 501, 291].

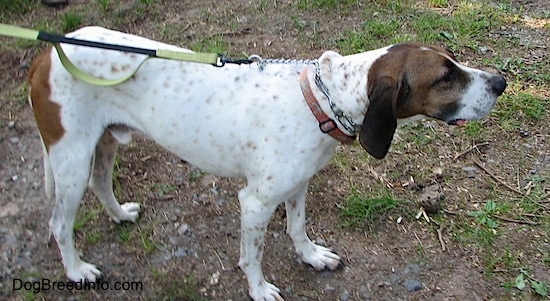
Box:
[491, 75, 507, 95]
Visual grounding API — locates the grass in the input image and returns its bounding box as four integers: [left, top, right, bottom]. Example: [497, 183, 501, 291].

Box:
[330, 3, 549, 296]
[59, 12, 83, 33]
[0, 0, 36, 15]
[157, 275, 210, 301]
[340, 189, 400, 227]
[336, 0, 511, 54]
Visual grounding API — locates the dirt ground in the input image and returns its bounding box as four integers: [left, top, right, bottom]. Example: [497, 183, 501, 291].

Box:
[1, 0, 549, 300]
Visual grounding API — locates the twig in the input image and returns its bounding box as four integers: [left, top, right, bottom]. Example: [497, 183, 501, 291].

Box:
[473, 160, 523, 195]
[212, 249, 225, 271]
[493, 215, 541, 226]
[453, 142, 489, 160]
[343, 246, 351, 264]
[536, 200, 550, 211]
[437, 225, 446, 252]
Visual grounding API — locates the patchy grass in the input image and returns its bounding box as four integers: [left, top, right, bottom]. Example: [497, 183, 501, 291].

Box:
[340, 189, 400, 227]
[0, 0, 36, 15]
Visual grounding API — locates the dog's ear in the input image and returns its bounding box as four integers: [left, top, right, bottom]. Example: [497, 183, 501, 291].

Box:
[359, 76, 404, 159]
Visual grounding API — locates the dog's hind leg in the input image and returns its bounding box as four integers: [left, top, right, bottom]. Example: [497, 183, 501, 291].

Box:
[88, 130, 140, 223]
[285, 182, 341, 271]
[48, 141, 102, 282]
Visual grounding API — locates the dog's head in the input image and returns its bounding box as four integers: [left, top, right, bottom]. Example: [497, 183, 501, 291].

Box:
[359, 42, 506, 159]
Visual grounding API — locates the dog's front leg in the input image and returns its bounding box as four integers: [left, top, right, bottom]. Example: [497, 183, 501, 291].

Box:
[285, 182, 341, 271]
[237, 186, 283, 301]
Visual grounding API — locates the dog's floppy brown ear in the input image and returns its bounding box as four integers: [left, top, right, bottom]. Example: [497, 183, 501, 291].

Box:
[359, 76, 401, 159]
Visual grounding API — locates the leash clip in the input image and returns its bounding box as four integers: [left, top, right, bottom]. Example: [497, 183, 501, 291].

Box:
[213, 54, 255, 68]
[213, 54, 226, 67]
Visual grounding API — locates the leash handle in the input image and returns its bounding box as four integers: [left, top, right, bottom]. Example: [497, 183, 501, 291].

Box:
[0, 24, 39, 40]
[53, 44, 152, 86]
[0, 24, 227, 86]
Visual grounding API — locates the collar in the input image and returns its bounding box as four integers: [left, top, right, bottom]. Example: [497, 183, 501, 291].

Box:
[299, 69, 356, 144]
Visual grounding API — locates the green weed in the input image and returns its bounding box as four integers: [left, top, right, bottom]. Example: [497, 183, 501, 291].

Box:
[188, 169, 204, 183]
[513, 269, 548, 297]
[190, 35, 227, 55]
[159, 275, 209, 301]
[462, 120, 487, 138]
[59, 12, 83, 33]
[340, 189, 400, 226]
[154, 183, 177, 197]
[96, 0, 110, 13]
[297, 0, 357, 10]
[428, 0, 448, 7]
[467, 200, 500, 229]
[0, 0, 35, 15]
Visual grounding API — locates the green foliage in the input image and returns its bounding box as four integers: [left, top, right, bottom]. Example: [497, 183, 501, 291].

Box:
[462, 120, 486, 137]
[0, 0, 35, 14]
[513, 270, 548, 297]
[340, 190, 399, 226]
[467, 200, 499, 229]
[297, 0, 357, 9]
[96, 0, 110, 13]
[428, 0, 448, 7]
[492, 92, 548, 131]
[337, 0, 509, 53]
[59, 12, 84, 33]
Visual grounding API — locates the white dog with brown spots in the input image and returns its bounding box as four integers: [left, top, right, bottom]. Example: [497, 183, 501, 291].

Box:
[27, 26, 506, 301]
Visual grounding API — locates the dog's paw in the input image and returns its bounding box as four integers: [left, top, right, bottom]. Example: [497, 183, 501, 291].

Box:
[119, 202, 140, 222]
[249, 281, 284, 301]
[67, 261, 102, 282]
[109, 202, 141, 223]
[300, 244, 341, 271]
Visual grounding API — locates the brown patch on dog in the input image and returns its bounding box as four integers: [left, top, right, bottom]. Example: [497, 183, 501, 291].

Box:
[28, 47, 65, 151]
[368, 43, 471, 120]
[360, 43, 471, 159]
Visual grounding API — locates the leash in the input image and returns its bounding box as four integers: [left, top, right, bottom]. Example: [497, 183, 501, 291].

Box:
[1, 24, 358, 141]
[0, 24, 252, 86]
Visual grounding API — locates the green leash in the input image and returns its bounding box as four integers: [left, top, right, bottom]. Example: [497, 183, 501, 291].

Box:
[0, 24, 243, 86]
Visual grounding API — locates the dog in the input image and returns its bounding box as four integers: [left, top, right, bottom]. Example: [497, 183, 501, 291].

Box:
[27, 26, 506, 301]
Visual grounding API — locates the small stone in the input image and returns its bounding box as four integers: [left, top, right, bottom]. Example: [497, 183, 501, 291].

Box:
[9, 137, 19, 144]
[339, 289, 350, 301]
[377, 281, 391, 287]
[403, 279, 422, 292]
[174, 247, 189, 257]
[462, 166, 477, 172]
[177, 223, 190, 235]
[8, 121, 15, 129]
[324, 283, 335, 292]
[11, 175, 19, 181]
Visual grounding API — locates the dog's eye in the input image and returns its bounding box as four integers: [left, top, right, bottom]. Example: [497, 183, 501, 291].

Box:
[440, 71, 454, 82]
[436, 67, 458, 86]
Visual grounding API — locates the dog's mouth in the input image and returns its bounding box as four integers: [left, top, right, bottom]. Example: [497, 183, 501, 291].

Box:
[448, 119, 467, 126]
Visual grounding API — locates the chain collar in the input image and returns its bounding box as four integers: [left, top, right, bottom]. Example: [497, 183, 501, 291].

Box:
[249, 55, 358, 135]
[311, 61, 358, 134]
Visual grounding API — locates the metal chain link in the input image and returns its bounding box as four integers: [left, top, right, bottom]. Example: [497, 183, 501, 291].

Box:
[247, 54, 358, 135]
[247, 54, 318, 71]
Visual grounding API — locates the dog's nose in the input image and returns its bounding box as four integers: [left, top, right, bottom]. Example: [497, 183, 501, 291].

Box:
[491, 75, 507, 95]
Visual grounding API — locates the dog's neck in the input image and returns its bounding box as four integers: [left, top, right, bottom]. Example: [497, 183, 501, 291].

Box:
[313, 47, 391, 128]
